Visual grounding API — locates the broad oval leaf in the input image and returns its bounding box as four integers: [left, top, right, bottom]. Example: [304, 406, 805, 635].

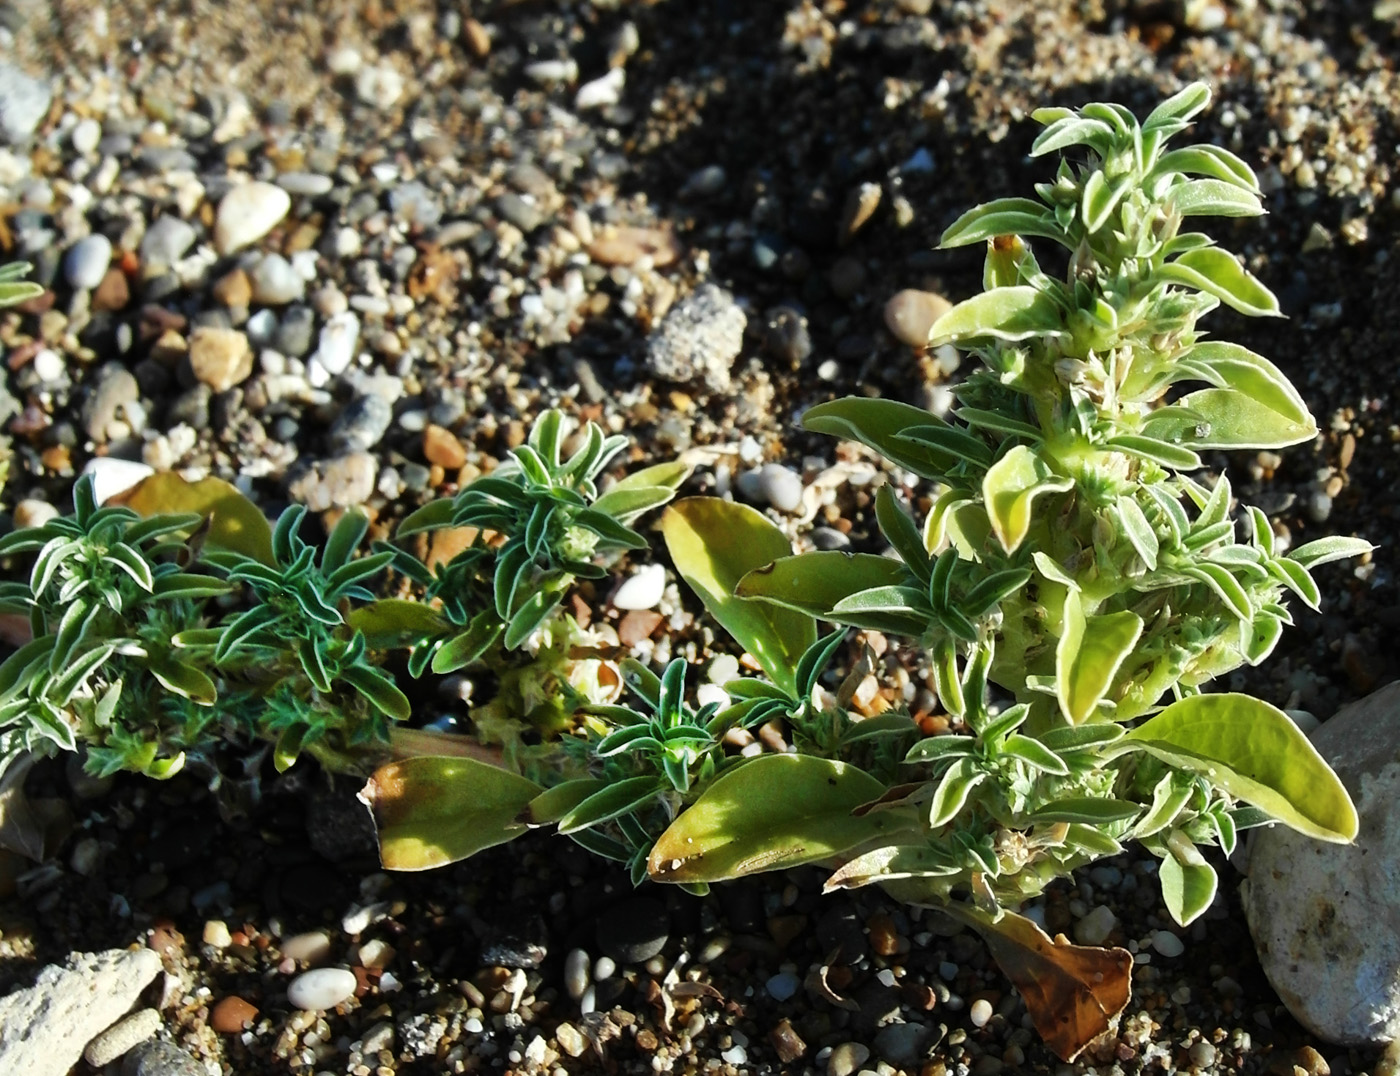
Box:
[348, 599, 449, 648]
[1168, 178, 1263, 217]
[360, 756, 542, 870]
[519, 778, 609, 826]
[928, 286, 1064, 346]
[113, 473, 275, 565]
[982, 445, 1074, 554]
[663, 499, 816, 694]
[823, 844, 959, 890]
[1158, 838, 1218, 927]
[1114, 693, 1357, 842]
[737, 552, 910, 624]
[647, 754, 889, 883]
[1173, 388, 1315, 449]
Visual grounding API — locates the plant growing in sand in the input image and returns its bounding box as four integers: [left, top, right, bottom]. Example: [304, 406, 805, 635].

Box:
[0, 88, 1374, 1061]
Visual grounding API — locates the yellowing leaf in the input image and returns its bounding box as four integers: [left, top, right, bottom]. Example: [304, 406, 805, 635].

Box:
[114, 473, 275, 565]
[661, 499, 815, 695]
[1056, 590, 1143, 724]
[360, 756, 541, 870]
[982, 445, 1073, 555]
[647, 754, 889, 883]
[1115, 693, 1357, 842]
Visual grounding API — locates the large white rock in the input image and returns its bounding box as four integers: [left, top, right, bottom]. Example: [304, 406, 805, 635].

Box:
[1245, 681, 1400, 1045]
[0, 948, 162, 1076]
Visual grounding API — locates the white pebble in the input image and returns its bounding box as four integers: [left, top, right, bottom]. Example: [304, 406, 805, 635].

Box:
[277, 171, 334, 197]
[286, 967, 357, 1011]
[249, 253, 304, 305]
[281, 930, 333, 964]
[82, 457, 154, 506]
[70, 117, 101, 156]
[969, 997, 993, 1027]
[355, 64, 404, 110]
[326, 46, 362, 75]
[215, 182, 292, 255]
[721, 1045, 747, 1065]
[613, 563, 666, 610]
[575, 68, 625, 110]
[592, 955, 616, 981]
[32, 347, 65, 383]
[312, 311, 360, 376]
[64, 233, 112, 289]
[756, 463, 804, 513]
[1151, 930, 1186, 958]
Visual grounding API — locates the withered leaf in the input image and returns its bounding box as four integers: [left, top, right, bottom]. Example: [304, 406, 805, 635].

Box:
[974, 908, 1132, 1062]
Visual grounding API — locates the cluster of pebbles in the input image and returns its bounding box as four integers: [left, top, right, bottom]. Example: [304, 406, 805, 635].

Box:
[0, 0, 1396, 1072]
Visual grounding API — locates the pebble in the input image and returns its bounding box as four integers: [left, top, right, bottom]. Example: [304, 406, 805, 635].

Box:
[575, 68, 625, 110]
[281, 930, 333, 964]
[249, 253, 304, 305]
[331, 393, 393, 452]
[288, 453, 378, 511]
[276, 172, 334, 197]
[355, 64, 404, 110]
[209, 995, 258, 1033]
[827, 1041, 871, 1076]
[275, 305, 316, 356]
[874, 1021, 937, 1067]
[286, 967, 357, 1011]
[201, 920, 231, 948]
[65, 234, 113, 289]
[765, 972, 800, 1002]
[595, 897, 669, 964]
[1074, 904, 1118, 946]
[884, 289, 952, 348]
[1152, 930, 1185, 958]
[1189, 1041, 1217, 1067]
[139, 216, 197, 267]
[563, 949, 590, 1000]
[613, 563, 666, 610]
[13, 499, 59, 528]
[214, 182, 292, 255]
[121, 1040, 205, 1076]
[83, 1007, 161, 1067]
[970, 997, 993, 1027]
[82, 363, 140, 443]
[423, 424, 466, 469]
[32, 348, 66, 383]
[555, 1022, 587, 1058]
[764, 306, 812, 367]
[211, 268, 252, 309]
[644, 282, 746, 392]
[0, 63, 52, 143]
[82, 458, 154, 506]
[310, 311, 360, 379]
[187, 327, 253, 393]
[743, 463, 805, 513]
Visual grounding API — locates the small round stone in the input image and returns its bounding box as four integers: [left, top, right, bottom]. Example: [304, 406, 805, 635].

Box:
[83, 1007, 161, 1067]
[827, 1041, 871, 1076]
[970, 997, 993, 1027]
[755, 463, 804, 513]
[563, 948, 590, 1000]
[215, 181, 292, 255]
[210, 995, 259, 1033]
[64, 234, 112, 289]
[249, 253, 305, 305]
[765, 972, 800, 1002]
[140, 216, 197, 267]
[310, 311, 360, 378]
[884, 288, 952, 348]
[1152, 930, 1185, 958]
[613, 563, 666, 610]
[1073, 904, 1118, 946]
[281, 930, 333, 964]
[286, 967, 357, 1011]
[1189, 1041, 1217, 1067]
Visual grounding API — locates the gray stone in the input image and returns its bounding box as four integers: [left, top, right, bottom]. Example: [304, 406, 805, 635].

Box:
[122, 1040, 204, 1076]
[874, 1020, 940, 1067]
[1245, 681, 1400, 1046]
[275, 305, 316, 357]
[0, 63, 52, 144]
[82, 363, 141, 443]
[0, 948, 162, 1076]
[249, 253, 304, 305]
[65, 234, 113, 290]
[826, 1042, 870, 1076]
[140, 217, 197, 267]
[644, 283, 746, 392]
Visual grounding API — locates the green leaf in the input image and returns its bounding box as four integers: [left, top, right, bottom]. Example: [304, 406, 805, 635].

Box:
[1172, 388, 1315, 449]
[322, 510, 368, 574]
[1133, 773, 1194, 839]
[1116, 496, 1159, 571]
[1105, 434, 1202, 471]
[647, 754, 890, 883]
[1153, 145, 1260, 192]
[1001, 734, 1071, 775]
[503, 590, 562, 649]
[113, 473, 276, 565]
[823, 844, 960, 890]
[606, 460, 692, 497]
[662, 499, 816, 695]
[875, 486, 931, 582]
[928, 757, 988, 828]
[362, 756, 542, 870]
[342, 663, 412, 722]
[147, 654, 218, 705]
[1158, 248, 1281, 318]
[1158, 838, 1218, 927]
[794, 628, 846, 702]
[1038, 722, 1126, 754]
[1289, 536, 1373, 569]
[928, 286, 1064, 346]
[1142, 82, 1211, 133]
[1030, 115, 1115, 157]
[348, 599, 449, 648]
[801, 397, 965, 480]
[556, 776, 662, 834]
[894, 423, 993, 468]
[1168, 178, 1263, 217]
[1056, 590, 1143, 724]
[396, 498, 456, 537]
[982, 445, 1074, 555]
[1112, 693, 1357, 842]
[1028, 798, 1141, 824]
[518, 778, 609, 826]
[903, 734, 977, 765]
[1081, 170, 1129, 233]
[939, 198, 1070, 250]
[960, 568, 1033, 618]
[1267, 557, 1321, 611]
[1183, 563, 1252, 621]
